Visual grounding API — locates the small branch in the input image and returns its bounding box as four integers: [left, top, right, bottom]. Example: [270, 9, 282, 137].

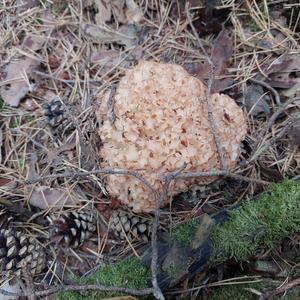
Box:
[151, 188, 167, 300]
[168, 170, 269, 185]
[107, 84, 116, 125]
[249, 78, 281, 105]
[23, 168, 157, 195]
[259, 277, 300, 300]
[35, 285, 154, 298]
[186, 9, 226, 170]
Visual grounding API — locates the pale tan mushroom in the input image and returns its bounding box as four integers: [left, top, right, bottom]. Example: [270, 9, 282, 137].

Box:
[99, 61, 247, 212]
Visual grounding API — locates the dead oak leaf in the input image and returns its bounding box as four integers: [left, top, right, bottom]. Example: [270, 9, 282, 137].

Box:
[1, 57, 40, 107]
[81, 22, 137, 48]
[288, 119, 300, 147]
[29, 186, 76, 209]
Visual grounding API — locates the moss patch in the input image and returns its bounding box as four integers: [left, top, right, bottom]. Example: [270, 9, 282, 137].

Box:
[211, 179, 300, 262]
[205, 279, 300, 300]
[56, 256, 151, 300]
[172, 218, 200, 244]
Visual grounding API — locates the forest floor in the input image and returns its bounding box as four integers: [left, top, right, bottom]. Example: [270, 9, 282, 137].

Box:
[0, 0, 300, 299]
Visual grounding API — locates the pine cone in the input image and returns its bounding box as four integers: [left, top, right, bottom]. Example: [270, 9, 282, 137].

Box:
[110, 210, 152, 242]
[0, 206, 13, 229]
[43, 100, 73, 132]
[50, 211, 96, 248]
[0, 229, 46, 277]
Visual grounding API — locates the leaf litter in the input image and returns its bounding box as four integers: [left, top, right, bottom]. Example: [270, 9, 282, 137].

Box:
[0, 0, 300, 298]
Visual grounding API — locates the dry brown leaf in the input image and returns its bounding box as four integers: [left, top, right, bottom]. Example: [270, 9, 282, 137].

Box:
[90, 49, 131, 72]
[1, 57, 40, 107]
[42, 142, 76, 164]
[266, 54, 300, 88]
[29, 186, 76, 209]
[111, 0, 127, 24]
[1, 11, 55, 107]
[0, 128, 2, 164]
[211, 28, 233, 92]
[81, 23, 137, 48]
[125, 0, 143, 23]
[94, 0, 113, 24]
[183, 60, 210, 82]
[288, 119, 300, 147]
[211, 29, 233, 76]
[16, 0, 39, 13]
[242, 84, 270, 116]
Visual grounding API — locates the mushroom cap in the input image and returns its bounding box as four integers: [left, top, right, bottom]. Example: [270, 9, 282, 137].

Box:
[99, 61, 247, 212]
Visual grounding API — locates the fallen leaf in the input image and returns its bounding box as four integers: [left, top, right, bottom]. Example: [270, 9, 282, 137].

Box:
[81, 23, 137, 48]
[125, 0, 143, 24]
[16, 0, 39, 13]
[0, 12, 55, 107]
[183, 60, 210, 81]
[111, 0, 127, 24]
[0, 280, 22, 300]
[282, 78, 300, 98]
[90, 49, 131, 72]
[287, 119, 300, 147]
[242, 84, 270, 116]
[211, 28, 233, 92]
[42, 142, 76, 164]
[0, 128, 2, 163]
[94, 0, 113, 24]
[266, 54, 300, 88]
[0, 56, 39, 107]
[211, 29, 233, 76]
[29, 186, 76, 209]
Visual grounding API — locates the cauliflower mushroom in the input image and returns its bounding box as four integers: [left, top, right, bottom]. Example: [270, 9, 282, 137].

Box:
[99, 61, 247, 212]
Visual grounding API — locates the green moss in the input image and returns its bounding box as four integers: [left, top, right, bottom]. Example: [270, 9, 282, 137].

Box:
[211, 179, 300, 262]
[205, 279, 300, 300]
[245, 19, 260, 32]
[172, 219, 200, 244]
[56, 256, 151, 300]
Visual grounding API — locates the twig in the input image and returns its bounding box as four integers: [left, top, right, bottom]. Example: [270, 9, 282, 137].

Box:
[253, 96, 300, 151]
[168, 169, 269, 185]
[186, 9, 226, 170]
[151, 164, 187, 300]
[107, 84, 116, 125]
[249, 78, 281, 105]
[34, 70, 102, 84]
[35, 285, 154, 297]
[23, 168, 157, 195]
[259, 277, 300, 300]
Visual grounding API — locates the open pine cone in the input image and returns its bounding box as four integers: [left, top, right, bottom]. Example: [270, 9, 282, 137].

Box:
[110, 210, 152, 242]
[49, 211, 96, 248]
[0, 229, 46, 277]
[0, 206, 13, 229]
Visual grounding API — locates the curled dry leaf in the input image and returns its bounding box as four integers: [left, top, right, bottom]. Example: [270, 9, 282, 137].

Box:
[16, 0, 39, 13]
[1, 12, 55, 107]
[81, 23, 137, 48]
[266, 54, 300, 89]
[211, 29, 233, 77]
[125, 0, 143, 24]
[29, 186, 76, 209]
[0, 57, 39, 107]
[0, 128, 2, 164]
[287, 119, 300, 147]
[93, 0, 142, 25]
[211, 28, 233, 92]
[242, 84, 270, 116]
